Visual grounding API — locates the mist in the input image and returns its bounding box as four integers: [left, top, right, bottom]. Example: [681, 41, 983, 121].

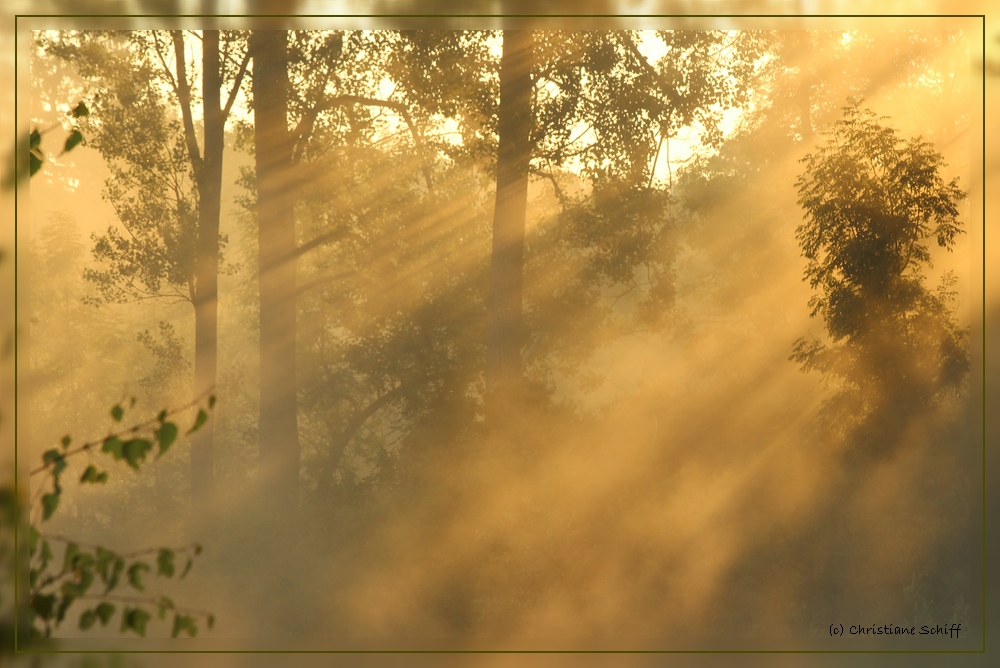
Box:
[7, 15, 986, 661]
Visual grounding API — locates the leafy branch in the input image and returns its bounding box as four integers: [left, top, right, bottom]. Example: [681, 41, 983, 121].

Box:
[30, 388, 214, 480]
[27, 101, 91, 178]
[27, 393, 216, 639]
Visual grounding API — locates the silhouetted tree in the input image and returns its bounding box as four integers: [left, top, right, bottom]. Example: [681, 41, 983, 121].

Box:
[482, 30, 768, 421]
[792, 100, 968, 459]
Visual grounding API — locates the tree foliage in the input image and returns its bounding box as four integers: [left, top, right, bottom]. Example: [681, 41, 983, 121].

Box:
[39, 31, 240, 308]
[791, 100, 968, 454]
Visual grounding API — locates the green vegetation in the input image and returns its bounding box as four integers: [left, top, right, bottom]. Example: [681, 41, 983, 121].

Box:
[1, 95, 215, 647]
[27, 395, 216, 638]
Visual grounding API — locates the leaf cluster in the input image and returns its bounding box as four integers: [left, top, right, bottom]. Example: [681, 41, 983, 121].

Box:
[11, 101, 90, 187]
[27, 396, 216, 639]
[28, 530, 209, 638]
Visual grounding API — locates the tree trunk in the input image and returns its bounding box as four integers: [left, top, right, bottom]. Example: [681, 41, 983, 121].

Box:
[252, 30, 300, 508]
[485, 30, 533, 422]
[191, 30, 224, 503]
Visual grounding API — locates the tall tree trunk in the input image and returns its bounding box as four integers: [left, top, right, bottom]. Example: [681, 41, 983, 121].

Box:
[252, 30, 300, 508]
[190, 30, 224, 503]
[485, 30, 533, 422]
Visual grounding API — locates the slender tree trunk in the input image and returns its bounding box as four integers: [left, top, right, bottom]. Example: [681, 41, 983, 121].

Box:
[191, 30, 224, 503]
[252, 30, 300, 508]
[485, 30, 533, 422]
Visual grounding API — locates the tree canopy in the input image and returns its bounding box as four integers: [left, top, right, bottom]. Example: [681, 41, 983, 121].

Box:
[792, 100, 968, 456]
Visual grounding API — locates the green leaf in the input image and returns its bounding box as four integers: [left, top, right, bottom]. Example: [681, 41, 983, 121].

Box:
[111, 404, 124, 422]
[122, 438, 152, 469]
[180, 557, 193, 579]
[105, 557, 124, 593]
[172, 613, 198, 638]
[157, 596, 174, 620]
[187, 409, 208, 435]
[31, 594, 56, 620]
[56, 593, 74, 622]
[56, 594, 76, 624]
[79, 609, 97, 630]
[72, 552, 95, 572]
[62, 542, 80, 573]
[62, 567, 94, 597]
[95, 602, 115, 626]
[80, 465, 108, 484]
[102, 435, 124, 460]
[71, 101, 89, 118]
[40, 539, 53, 565]
[127, 562, 150, 591]
[121, 607, 150, 637]
[29, 149, 43, 176]
[157, 409, 168, 422]
[208, 395, 217, 409]
[43, 449, 66, 476]
[155, 422, 178, 457]
[60, 435, 71, 449]
[63, 129, 84, 154]
[29, 129, 41, 149]
[96, 547, 116, 581]
[82, 570, 96, 594]
[157, 548, 175, 577]
[41, 492, 59, 520]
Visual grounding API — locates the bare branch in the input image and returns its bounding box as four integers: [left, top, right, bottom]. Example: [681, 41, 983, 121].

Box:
[171, 31, 203, 180]
[151, 31, 179, 96]
[320, 382, 411, 485]
[222, 45, 251, 121]
[293, 94, 434, 191]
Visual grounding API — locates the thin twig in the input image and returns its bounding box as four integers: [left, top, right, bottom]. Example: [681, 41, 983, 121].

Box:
[30, 390, 214, 478]
[74, 594, 214, 619]
[37, 533, 202, 561]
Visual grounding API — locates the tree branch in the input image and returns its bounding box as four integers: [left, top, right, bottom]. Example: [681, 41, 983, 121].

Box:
[295, 270, 356, 298]
[171, 31, 204, 181]
[292, 95, 434, 191]
[260, 227, 362, 276]
[222, 45, 251, 121]
[622, 33, 678, 118]
[320, 382, 410, 485]
[29, 389, 214, 478]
